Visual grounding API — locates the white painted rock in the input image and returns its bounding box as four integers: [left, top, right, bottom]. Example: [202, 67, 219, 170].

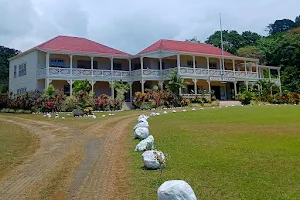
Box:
[142, 150, 165, 169]
[135, 135, 154, 151]
[92, 115, 97, 119]
[102, 115, 105, 117]
[158, 180, 197, 200]
[192, 108, 195, 111]
[200, 108, 204, 110]
[134, 119, 149, 130]
[134, 127, 149, 140]
[156, 113, 160, 116]
[182, 109, 186, 112]
[172, 110, 176, 113]
[61, 117, 65, 120]
[150, 112, 157, 117]
[138, 114, 149, 122]
[163, 111, 168, 114]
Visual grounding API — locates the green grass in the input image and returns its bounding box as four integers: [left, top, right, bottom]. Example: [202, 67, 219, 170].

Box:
[128, 106, 300, 199]
[0, 121, 40, 179]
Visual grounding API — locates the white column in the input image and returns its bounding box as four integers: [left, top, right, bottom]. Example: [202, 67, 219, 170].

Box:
[244, 60, 247, 77]
[110, 57, 114, 77]
[219, 58, 222, 71]
[256, 61, 259, 78]
[193, 56, 196, 69]
[232, 59, 236, 77]
[193, 79, 197, 94]
[234, 81, 237, 98]
[110, 81, 114, 99]
[207, 80, 211, 93]
[278, 68, 282, 94]
[141, 80, 145, 93]
[245, 81, 249, 91]
[206, 57, 210, 70]
[159, 58, 162, 76]
[129, 81, 133, 102]
[91, 80, 94, 93]
[70, 55, 73, 76]
[140, 57, 144, 76]
[91, 56, 94, 76]
[128, 59, 132, 72]
[269, 68, 271, 80]
[68, 80, 73, 96]
[177, 54, 180, 73]
[45, 52, 50, 89]
[158, 80, 164, 89]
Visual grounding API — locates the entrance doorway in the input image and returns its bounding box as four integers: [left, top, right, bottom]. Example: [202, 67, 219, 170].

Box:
[211, 86, 221, 100]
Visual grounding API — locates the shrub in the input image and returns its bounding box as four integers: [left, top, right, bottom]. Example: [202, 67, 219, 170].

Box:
[94, 94, 110, 111]
[238, 91, 254, 105]
[15, 109, 25, 114]
[110, 99, 121, 111]
[62, 96, 80, 112]
[83, 107, 93, 115]
[288, 92, 300, 104]
[24, 110, 32, 114]
[180, 99, 190, 107]
[140, 102, 154, 110]
[8, 109, 15, 113]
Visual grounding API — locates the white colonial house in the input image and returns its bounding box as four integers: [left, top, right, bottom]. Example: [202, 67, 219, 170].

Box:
[9, 35, 281, 101]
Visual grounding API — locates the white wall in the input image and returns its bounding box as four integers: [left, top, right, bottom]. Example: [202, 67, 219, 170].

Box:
[9, 51, 38, 94]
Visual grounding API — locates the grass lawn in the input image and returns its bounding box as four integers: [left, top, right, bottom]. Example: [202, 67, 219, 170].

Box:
[128, 106, 300, 199]
[0, 121, 40, 180]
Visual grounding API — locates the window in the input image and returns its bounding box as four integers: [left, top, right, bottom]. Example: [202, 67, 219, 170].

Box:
[113, 62, 122, 70]
[77, 60, 91, 69]
[50, 59, 65, 68]
[64, 85, 70, 96]
[19, 63, 26, 76]
[17, 88, 27, 95]
[14, 65, 17, 78]
[187, 60, 193, 67]
[209, 62, 217, 69]
[133, 63, 141, 70]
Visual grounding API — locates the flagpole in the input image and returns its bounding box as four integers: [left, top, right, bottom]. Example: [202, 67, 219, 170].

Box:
[220, 13, 225, 73]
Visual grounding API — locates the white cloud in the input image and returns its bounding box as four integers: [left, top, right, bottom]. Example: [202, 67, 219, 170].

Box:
[0, 0, 299, 54]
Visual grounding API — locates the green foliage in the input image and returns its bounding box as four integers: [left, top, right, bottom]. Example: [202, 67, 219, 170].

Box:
[238, 90, 254, 105]
[185, 37, 201, 43]
[73, 79, 91, 95]
[237, 46, 265, 63]
[167, 71, 186, 95]
[267, 19, 296, 35]
[110, 81, 129, 103]
[62, 96, 80, 112]
[0, 46, 20, 93]
[205, 30, 261, 54]
[281, 66, 300, 93]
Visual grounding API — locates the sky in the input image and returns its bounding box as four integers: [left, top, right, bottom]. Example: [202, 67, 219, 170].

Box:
[1, 0, 299, 54]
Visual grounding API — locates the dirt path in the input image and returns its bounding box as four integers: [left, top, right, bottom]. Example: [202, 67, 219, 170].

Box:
[0, 114, 137, 200]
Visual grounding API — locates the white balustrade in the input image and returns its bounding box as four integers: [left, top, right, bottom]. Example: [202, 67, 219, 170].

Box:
[37, 68, 46, 77]
[235, 71, 247, 78]
[143, 69, 161, 76]
[49, 67, 71, 76]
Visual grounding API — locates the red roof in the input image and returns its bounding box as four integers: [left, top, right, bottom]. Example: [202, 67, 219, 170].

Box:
[138, 39, 234, 57]
[35, 35, 131, 57]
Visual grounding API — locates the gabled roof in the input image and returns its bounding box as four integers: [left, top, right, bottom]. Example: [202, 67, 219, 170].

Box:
[11, 35, 131, 60]
[138, 39, 234, 57]
[38, 35, 131, 57]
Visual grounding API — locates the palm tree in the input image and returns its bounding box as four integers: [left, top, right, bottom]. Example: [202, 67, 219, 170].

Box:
[258, 79, 276, 95]
[73, 79, 91, 95]
[167, 71, 186, 95]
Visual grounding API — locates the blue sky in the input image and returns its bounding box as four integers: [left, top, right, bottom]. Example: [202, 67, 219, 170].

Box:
[1, 0, 299, 54]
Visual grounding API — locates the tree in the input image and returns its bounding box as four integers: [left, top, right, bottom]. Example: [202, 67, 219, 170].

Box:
[241, 31, 262, 46]
[167, 71, 186, 95]
[110, 81, 129, 103]
[185, 37, 201, 43]
[267, 19, 296, 35]
[0, 46, 20, 92]
[237, 46, 265, 63]
[295, 15, 300, 27]
[205, 30, 244, 54]
[73, 79, 91, 94]
[281, 66, 300, 93]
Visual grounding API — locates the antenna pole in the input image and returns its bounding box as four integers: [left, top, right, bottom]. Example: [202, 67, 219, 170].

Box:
[220, 13, 225, 73]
